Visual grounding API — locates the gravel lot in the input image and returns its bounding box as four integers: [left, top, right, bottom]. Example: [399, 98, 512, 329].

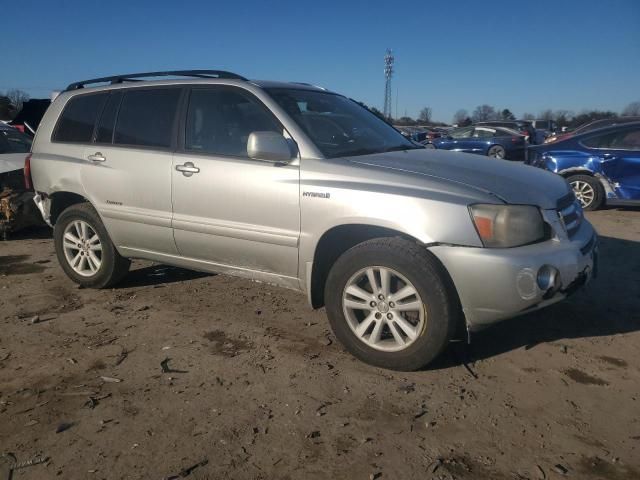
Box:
[0, 208, 639, 479]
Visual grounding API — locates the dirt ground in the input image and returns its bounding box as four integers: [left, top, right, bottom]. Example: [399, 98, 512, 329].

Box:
[0, 209, 639, 480]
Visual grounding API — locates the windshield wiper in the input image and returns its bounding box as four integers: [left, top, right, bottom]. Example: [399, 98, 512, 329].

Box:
[383, 144, 424, 152]
[339, 148, 384, 157]
[338, 143, 423, 158]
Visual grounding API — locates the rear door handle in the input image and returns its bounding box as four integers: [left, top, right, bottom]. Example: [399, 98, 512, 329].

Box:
[175, 161, 200, 177]
[87, 152, 106, 162]
[600, 153, 617, 162]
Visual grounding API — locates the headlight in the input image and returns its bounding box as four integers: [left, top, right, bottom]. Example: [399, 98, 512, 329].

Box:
[469, 204, 546, 248]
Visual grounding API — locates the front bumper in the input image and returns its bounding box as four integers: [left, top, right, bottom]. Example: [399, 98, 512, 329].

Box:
[429, 218, 597, 329]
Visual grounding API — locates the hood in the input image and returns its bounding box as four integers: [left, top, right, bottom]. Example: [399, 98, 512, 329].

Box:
[0, 153, 28, 175]
[348, 149, 569, 209]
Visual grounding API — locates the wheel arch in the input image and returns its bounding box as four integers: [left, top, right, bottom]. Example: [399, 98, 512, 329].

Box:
[307, 224, 461, 314]
[557, 167, 595, 178]
[559, 168, 614, 198]
[49, 191, 91, 225]
[307, 225, 414, 309]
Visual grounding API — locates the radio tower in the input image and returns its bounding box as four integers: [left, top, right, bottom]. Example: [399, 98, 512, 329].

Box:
[383, 49, 394, 120]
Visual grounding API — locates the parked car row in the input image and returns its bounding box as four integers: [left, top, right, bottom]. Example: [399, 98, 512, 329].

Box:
[396, 125, 445, 143]
[414, 117, 638, 211]
[422, 125, 527, 160]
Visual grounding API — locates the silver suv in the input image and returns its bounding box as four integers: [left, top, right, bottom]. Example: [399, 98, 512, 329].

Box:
[29, 70, 597, 371]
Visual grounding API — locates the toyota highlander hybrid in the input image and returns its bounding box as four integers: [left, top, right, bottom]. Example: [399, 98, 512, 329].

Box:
[29, 70, 597, 370]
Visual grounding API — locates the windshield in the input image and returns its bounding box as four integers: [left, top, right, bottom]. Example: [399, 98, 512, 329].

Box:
[265, 88, 420, 158]
[0, 128, 32, 154]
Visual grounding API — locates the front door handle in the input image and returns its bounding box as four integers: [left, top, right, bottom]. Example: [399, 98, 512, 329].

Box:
[175, 161, 200, 177]
[87, 152, 106, 162]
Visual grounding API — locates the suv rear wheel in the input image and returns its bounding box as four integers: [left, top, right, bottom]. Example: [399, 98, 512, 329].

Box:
[54, 203, 130, 288]
[324, 237, 459, 371]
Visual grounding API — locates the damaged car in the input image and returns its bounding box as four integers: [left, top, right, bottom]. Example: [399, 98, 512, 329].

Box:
[527, 121, 640, 210]
[0, 123, 44, 238]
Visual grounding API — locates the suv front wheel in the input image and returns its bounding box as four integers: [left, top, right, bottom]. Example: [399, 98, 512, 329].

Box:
[325, 237, 460, 371]
[54, 203, 130, 288]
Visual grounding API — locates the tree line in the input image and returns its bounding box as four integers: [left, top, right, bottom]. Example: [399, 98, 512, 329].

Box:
[367, 101, 640, 128]
[452, 102, 640, 128]
[0, 89, 30, 120]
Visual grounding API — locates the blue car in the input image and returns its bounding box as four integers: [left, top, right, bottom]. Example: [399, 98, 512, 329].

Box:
[424, 125, 527, 160]
[526, 122, 640, 210]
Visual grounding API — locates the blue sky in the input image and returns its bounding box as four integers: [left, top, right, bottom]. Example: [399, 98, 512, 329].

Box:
[2, 0, 639, 122]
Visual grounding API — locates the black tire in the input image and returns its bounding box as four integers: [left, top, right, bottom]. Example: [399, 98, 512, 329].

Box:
[324, 237, 461, 371]
[54, 203, 130, 288]
[566, 174, 604, 211]
[487, 145, 506, 159]
[424, 143, 436, 149]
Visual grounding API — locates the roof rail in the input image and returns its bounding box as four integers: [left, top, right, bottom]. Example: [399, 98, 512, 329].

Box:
[290, 82, 327, 91]
[65, 70, 247, 91]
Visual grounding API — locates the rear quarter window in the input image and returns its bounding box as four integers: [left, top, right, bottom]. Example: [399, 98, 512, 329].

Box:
[53, 93, 108, 143]
[584, 128, 640, 150]
[582, 131, 619, 149]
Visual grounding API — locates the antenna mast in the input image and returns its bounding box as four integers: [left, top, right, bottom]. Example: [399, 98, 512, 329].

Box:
[383, 49, 394, 120]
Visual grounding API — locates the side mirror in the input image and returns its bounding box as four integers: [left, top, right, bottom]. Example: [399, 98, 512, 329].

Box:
[247, 131, 296, 163]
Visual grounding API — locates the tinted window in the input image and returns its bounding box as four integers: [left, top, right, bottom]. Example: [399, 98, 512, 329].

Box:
[185, 88, 282, 157]
[616, 129, 640, 149]
[0, 128, 32, 153]
[114, 89, 180, 148]
[96, 92, 122, 144]
[54, 93, 108, 143]
[582, 131, 618, 148]
[581, 129, 640, 149]
[582, 129, 640, 149]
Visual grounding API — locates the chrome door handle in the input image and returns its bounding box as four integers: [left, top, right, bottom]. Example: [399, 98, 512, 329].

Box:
[87, 152, 106, 162]
[175, 161, 200, 177]
[600, 153, 617, 162]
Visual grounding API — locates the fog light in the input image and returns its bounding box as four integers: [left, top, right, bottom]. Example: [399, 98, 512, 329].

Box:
[538, 265, 561, 298]
[516, 268, 537, 300]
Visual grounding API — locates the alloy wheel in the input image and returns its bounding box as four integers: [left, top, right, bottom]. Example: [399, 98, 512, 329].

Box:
[342, 266, 426, 352]
[62, 220, 103, 277]
[489, 146, 505, 159]
[571, 180, 595, 208]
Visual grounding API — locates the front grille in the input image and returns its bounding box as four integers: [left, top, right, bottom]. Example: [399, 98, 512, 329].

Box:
[557, 193, 583, 238]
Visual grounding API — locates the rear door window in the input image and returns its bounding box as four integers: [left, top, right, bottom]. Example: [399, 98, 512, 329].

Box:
[53, 93, 108, 143]
[114, 88, 181, 148]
